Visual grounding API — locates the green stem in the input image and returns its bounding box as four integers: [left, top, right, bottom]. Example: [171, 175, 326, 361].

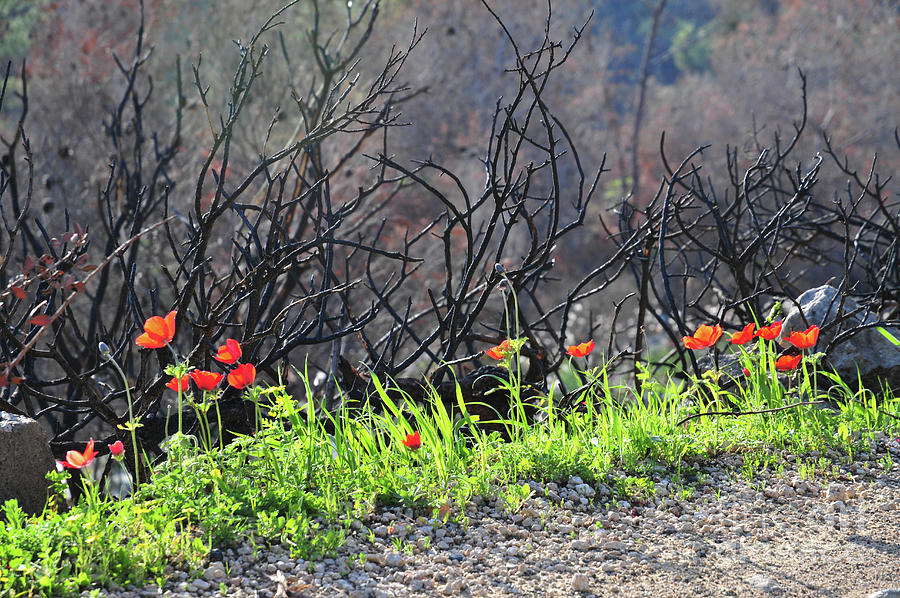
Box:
[107, 357, 141, 488]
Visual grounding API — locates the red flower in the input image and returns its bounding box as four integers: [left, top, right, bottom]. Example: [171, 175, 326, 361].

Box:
[786, 325, 819, 350]
[166, 375, 190, 392]
[402, 431, 421, 451]
[730, 323, 756, 345]
[58, 438, 97, 469]
[681, 324, 723, 350]
[755, 320, 783, 341]
[190, 370, 224, 391]
[213, 338, 242, 364]
[742, 367, 751, 377]
[108, 440, 125, 460]
[566, 340, 595, 358]
[485, 339, 512, 360]
[135, 311, 176, 349]
[775, 354, 802, 372]
[227, 363, 256, 389]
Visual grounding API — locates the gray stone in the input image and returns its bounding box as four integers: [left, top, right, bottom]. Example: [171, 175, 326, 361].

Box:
[202, 562, 226, 581]
[867, 591, 900, 598]
[0, 413, 55, 515]
[574, 483, 595, 498]
[825, 483, 849, 502]
[781, 285, 900, 391]
[747, 574, 780, 593]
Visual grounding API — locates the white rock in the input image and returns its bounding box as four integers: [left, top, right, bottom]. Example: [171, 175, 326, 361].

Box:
[747, 574, 780, 593]
[441, 579, 467, 595]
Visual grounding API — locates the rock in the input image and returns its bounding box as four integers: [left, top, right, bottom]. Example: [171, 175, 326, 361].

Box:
[781, 285, 900, 392]
[868, 591, 900, 598]
[574, 483, 595, 498]
[202, 562, 226, 581]
[572, 574, 591, 592]
[364, 553, 384, 566]
[441, 579, 467, 595]
[747, 574, 780, 593]
[571, 540, 593, 551]
[825, 483, 849, 502]
[0, 413, 56, 515]
[187, 578, 210, 591]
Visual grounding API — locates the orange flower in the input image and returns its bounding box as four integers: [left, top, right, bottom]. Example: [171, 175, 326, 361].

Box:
[786, 325, 819, 350]
[190, 370, 224, 391]
[213, 338, 242, 364]
[485, 339, 512, 360]
[566, 340, 595, 358]
[135, 311, 176, 349]
[227, 363, 256, 389]
[775, 354, 802, 372]
[681, 324, 723, 350]
[166, 375, 190, 392]
[730, 323, 756, 345]
[755, 320, 783, 341]
[58, 438, 97, 469]
[402, 431, 421, 451]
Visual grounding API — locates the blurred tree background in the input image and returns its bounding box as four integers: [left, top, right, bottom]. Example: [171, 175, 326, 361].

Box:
[2, 0, 897, 350]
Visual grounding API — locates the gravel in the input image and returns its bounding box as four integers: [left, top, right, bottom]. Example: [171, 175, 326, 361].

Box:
[90, 434, 900, 598]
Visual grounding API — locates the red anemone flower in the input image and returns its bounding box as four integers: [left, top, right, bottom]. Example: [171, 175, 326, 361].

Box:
[227, 363, 256, 389]
[213, 338, 242, 364]
[166, 375, 190, 392]
[786, 325, 820, 350]
[190, 370, 224, 391]
[566, 340, 595, 358]
[108, 440, 125, 460]
[755, 320, 783, 341]
[775, 354, 802, 372]
[681, 324, 723, 350]
[485, 339, 512, 360]
[402, 431, 422, 451]
[58, 438, 97, 469]
[135, 311, 176, 349]
[730, 323, 756, 345]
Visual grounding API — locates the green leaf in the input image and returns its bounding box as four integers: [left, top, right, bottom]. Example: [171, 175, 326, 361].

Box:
[876, 326, 900, 346]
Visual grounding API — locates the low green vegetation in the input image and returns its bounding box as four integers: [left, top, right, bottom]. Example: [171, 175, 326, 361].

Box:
[1, 338, 898, 597]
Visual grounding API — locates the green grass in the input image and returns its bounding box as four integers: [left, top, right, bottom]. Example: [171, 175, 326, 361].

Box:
[1, 346, 899, 597]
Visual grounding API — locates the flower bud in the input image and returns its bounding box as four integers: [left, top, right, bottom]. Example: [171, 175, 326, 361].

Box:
[98, 342, 111, 358]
